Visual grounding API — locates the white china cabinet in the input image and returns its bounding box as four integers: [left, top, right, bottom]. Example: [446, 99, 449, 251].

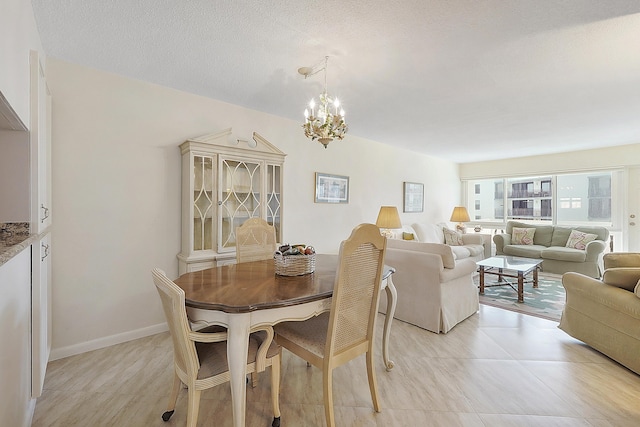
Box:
[177, 129, 285, 274]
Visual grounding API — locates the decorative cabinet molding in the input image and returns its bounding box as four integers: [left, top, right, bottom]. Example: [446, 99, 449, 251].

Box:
[177, 129, 286, 275]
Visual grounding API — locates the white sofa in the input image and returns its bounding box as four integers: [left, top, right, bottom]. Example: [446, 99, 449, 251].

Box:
[379, 223, 484, 333]
[408, 223, 485, 262]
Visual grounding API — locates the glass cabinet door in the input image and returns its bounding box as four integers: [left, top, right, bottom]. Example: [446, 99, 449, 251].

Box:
[267, 164, 282, 242]
[219, 158, 261, 251]
[193, 156, 215, 251]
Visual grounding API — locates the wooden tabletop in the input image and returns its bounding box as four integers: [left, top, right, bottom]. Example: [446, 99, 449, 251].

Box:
[174, 254, 339, 313]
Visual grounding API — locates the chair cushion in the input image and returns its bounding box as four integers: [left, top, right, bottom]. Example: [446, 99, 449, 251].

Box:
[274, 312, 329, 359]
[412, 223, 444, 243]
[541, 247, 587, 262]
[503, 245, 545, 258]
[603, 268, 640, 292]
[604, 253, 640, 269]
[195, 330, 280, 379]
[507, 221, 553, 246]
[450, 245, 471, 259]
[465, 244, 484, 257]
[512, 227, 535, 245]
[443, 228, 464, 246]
[565, 230, 598, 250]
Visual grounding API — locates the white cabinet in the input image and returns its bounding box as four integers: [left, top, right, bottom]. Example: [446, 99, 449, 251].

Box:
[28, 50, 53, 398]
[31, 232, 51, 397]
[0, 248, 32, 427]
[30, 50, 52, 233]
[178, 129, 285, 274]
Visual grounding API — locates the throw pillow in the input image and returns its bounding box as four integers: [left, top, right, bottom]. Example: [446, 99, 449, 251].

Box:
[443, 227, 464, 246]
[512, 227, 536, 245]
[635, 280, 640, 299]
[402, 232, 415, 241]
[565, 229, 598, 250]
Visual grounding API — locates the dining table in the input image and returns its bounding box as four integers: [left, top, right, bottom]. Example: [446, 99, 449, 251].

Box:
[173, 253, 397, 427]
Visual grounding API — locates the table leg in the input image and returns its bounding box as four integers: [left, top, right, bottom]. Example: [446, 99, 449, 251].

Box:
[227, 315, 251, 427]
[533, 266, 539, 288]
[382, 276, 397, 371]
[498, 267, 503, 282]
[479, 266, 485, 294]
[517, 272, 524, 303]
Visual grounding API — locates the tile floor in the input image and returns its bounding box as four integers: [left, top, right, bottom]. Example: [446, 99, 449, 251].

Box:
[32, 305, 640, 426]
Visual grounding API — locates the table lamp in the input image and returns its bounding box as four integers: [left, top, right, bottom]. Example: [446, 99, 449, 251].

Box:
[450, 206, 470, 233]
[376, 206, 402, 238]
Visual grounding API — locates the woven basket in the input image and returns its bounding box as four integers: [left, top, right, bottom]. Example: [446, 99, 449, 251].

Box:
[274, 253, 316, 276]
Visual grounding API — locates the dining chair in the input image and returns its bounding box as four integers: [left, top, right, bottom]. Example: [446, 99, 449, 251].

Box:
[236, 217, 277, 263]
[274, 223, 387, 427]
[235, 217, 277, 388]
[152, 268, 282, 427]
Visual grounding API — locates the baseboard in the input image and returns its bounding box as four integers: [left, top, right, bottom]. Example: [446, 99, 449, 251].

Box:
[49, 323, 168, 361]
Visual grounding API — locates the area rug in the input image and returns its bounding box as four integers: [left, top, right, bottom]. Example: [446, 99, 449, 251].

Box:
[474, 272, 565, 322]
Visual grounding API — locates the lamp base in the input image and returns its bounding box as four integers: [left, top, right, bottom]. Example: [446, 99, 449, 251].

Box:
[455, 223, 467, 234]
[380, 229, 394, 239]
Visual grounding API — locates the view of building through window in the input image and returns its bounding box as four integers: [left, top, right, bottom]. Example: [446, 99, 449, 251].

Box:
[466, 171, 615, 227]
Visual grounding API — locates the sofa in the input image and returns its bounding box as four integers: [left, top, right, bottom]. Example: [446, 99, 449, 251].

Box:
[559, 253, 640, 375]
[379, 223, 484, 333]
[493, 220, 609, 278]
[400, 222, 485, 262]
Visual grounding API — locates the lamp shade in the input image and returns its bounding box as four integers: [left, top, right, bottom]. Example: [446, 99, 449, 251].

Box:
[376, 206, 402, 229]
[450, 206, 470, 222]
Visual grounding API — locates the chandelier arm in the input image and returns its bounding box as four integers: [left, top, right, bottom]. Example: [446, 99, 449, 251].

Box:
[300, 55, 347, 148]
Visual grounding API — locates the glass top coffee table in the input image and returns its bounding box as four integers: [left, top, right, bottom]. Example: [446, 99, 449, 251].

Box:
[477, 255, 543, 303]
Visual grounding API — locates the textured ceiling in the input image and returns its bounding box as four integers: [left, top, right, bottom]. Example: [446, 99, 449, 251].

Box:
[31, 0, 640, 163]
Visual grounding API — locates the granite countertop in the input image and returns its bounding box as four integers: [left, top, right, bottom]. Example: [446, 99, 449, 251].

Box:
[0, 223, 39, 267]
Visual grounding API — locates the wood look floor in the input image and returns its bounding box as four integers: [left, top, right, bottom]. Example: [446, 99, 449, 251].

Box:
[33, 305, 640, 427]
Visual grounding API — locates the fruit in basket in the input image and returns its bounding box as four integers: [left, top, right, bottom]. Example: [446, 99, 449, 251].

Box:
[276, 243, 315, 256]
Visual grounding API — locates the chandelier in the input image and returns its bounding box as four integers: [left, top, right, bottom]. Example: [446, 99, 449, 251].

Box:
[299, 56, 348, 148]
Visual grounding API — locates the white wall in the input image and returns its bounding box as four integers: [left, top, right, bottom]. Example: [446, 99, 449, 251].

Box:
[0, 0, 43, 124]
[459, 144, 640, 179]
[47, 59, 461, 359]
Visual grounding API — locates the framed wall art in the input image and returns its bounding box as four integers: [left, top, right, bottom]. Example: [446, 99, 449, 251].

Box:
[403, 181, 424, 212]
[315, 172, 349, 204]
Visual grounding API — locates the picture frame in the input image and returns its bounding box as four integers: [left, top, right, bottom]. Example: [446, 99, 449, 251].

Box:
[315, 172, 349, 204]
[403, 182, 424, 212]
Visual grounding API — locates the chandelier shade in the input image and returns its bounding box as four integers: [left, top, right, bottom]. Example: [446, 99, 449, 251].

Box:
[300, 56, 348, 148]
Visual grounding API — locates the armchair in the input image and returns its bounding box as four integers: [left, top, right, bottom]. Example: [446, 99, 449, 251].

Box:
[559, 253, 640, 375]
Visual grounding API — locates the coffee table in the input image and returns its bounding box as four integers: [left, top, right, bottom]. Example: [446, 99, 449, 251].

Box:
[477, 255, 543, 303]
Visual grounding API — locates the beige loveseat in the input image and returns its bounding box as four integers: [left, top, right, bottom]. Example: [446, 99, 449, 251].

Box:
[379, 223, 484, 333]
[493, 221, 609, 278]
[559, 253, 640, 375]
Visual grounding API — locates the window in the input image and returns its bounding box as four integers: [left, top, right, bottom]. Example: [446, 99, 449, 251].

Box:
[506, 176, 552, 222]
[557, 172, 611, 224]
[465, 171, 617, 227]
